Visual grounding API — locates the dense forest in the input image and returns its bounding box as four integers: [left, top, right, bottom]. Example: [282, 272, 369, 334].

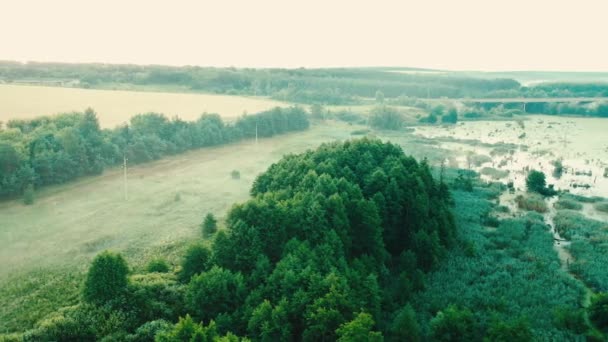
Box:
[0, 106, 309, 199]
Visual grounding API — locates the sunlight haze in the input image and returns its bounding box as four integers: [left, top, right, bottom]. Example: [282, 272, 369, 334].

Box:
[1, 0, 607, 71]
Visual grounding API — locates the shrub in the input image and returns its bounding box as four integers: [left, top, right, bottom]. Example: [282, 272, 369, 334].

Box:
[231, 170, 240, 180]
[515, 194, 548, 213]
[594, 202, 608, 213]
[201, 213, 218, 238]
[83, 251, 130, 304]
[126, 273, 186, 325]
[480, 167, 509, 180]
[146, 258, 170, 273]
[351, 129, 370, 135]
[554, 198, 582, 210]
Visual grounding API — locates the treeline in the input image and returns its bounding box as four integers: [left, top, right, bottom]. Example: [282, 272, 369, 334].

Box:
[0, 106, 309, 199]
[525, 82, 608, 97]
[0, 62, 520, 104]
[468, 101, 608, 117]
[20, 139, 456, 341]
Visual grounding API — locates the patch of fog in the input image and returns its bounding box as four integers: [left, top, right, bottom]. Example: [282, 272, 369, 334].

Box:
[414, 115, 608, 199]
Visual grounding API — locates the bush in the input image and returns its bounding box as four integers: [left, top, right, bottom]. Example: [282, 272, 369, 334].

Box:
[231, 170, 240, 180]
[554, 198, 583, 210]
[594, 202, 608, 213]
[178, 244, 211, 283]
[23, 184, 34, 205]
[351, 129, 370, 135]
[146, 258, 170, 273]
[83, 251, 130, 304]
[480, 167, 509, 180]
[125, 273, 186, 325]
[515, 194, 548, 213]
[201, 213, 218, 238]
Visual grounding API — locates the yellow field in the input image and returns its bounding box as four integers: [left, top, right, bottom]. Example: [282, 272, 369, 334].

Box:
[0, 84, 286, 128]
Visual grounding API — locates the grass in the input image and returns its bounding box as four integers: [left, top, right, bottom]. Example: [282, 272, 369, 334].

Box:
[0, 84, 286, 128]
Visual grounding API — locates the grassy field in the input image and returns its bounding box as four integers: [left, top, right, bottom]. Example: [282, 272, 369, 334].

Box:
[0, 84, 286, 128]
[0, 121, 359, 332]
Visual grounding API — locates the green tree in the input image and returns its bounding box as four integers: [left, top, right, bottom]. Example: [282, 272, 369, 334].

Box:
[526, 170, 547, 194]
[390, 304, 421, 342]
[336, 312, 383, 342]
[589, 293, 608, 333]
[485, 317, 533, 342]
[83, 251, 129, 304]
[430, 305, 475, 342]
[186, 266, 246, 322]
[178, 244, 211, 283]
[442, 109, 458, 124]
[202, 213, 218, 238]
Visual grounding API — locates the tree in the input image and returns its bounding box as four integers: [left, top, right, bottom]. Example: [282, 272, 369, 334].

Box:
[526, 170, 555, 195]
[202, 213, 218, 238]
[336, 312, 383, 342]
[588, 293, 608, 333]
[186, 266, 246, 322]
[391, 304, 421, 342]
[485, 317, 533, 342]
[178, 244, 211, 283]
[442, 109, 458, 124]
[83, 251, 129, 304]
[430, 305, 475, 342]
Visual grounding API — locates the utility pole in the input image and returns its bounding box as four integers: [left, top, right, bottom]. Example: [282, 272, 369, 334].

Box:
[123, 154, 128, 201]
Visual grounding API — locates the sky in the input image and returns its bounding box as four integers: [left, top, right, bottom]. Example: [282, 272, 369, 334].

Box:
[1, 0, 607, 71]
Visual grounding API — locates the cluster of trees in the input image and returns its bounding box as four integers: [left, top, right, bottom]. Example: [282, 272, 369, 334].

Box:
[21, 139, 458, 340]
[0, 106, 309, 200]
[418, 106, 459, 124]
[368, 106, 404, 130]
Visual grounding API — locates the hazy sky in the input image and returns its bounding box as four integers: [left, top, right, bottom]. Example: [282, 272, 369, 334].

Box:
[1, 0, 607, 71]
